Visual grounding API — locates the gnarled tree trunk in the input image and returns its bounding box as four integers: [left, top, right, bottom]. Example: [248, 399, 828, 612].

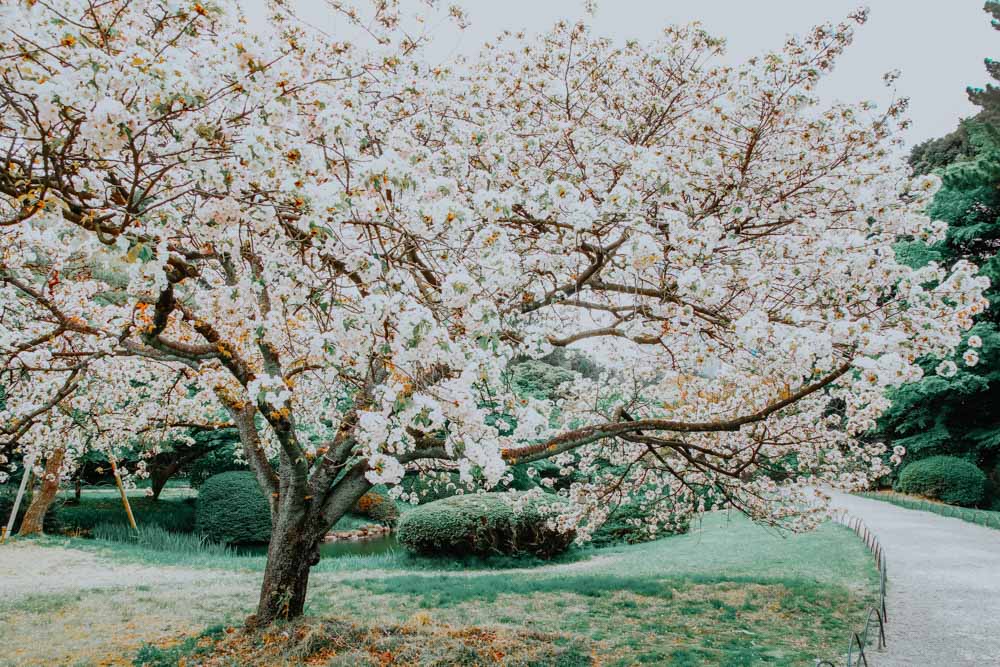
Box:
[18, 448, 65, 536]
[149, 460, 180, 501]
[254, 521, 322, 626]
[220, 399, 378, 628]
[250, 466, 373, 626]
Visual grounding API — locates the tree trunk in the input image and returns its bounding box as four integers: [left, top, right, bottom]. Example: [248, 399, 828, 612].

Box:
[18, 448, 65, 536]
[251, 477, 370, 627]
[149, 461, 179, 501]
[253, 523, 322, 626]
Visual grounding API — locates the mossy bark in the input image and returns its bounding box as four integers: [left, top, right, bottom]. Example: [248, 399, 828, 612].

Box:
[254, 523, 320, 625]
[251, 468, 371, 626]
[18, 448, 64, 536]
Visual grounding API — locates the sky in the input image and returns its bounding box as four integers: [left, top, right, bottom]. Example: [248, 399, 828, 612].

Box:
[246, 0, 997, 148]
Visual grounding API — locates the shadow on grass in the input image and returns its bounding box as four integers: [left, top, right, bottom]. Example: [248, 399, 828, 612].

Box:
[345, 571, 854, 610]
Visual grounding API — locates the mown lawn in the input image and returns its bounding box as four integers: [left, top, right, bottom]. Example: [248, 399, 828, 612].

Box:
[300, 512, 878, 666]
[2, 512, 877, 666]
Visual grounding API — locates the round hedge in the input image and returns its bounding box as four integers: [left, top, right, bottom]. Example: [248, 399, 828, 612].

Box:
[195, 471, 272, 544]
[898, 456, 987, 507]
[397, 491, 576, 558]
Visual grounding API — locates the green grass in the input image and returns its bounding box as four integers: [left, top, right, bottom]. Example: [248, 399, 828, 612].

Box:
[19, 511, 877, 666]
[92, 522, 236, 557]
[858, 490, 1000, 529]
[133, 624, 228, 667]
[35, 530, 595, 574]
[135, 618, 593, 666]
[53, 494, 197, 534]
[299, 512, 878, 666]
[0, 591, 82, 617]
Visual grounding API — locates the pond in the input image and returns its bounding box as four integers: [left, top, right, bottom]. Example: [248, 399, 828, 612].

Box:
[234, 532, 400, 558]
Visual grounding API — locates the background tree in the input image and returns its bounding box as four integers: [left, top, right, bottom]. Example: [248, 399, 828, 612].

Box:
[1, 1, 987, 626]
[877, 1, 1000, 493]
[145, 426, 239, 500]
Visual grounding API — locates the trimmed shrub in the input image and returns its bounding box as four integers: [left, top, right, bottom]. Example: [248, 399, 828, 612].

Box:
[195, 471, 271, 544]
[897, 456, 988, 507]
[397, 491, 576, 558]
[56, 496, 195, 534]
[589, 501, 691, 547]
[352, 490, 400, 526]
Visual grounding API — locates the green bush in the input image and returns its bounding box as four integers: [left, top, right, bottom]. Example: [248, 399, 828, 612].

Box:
[55, 495, 195, 534]
[509, 360, 577, 400]
[187, 430, 246, 488]
[397, 491, 576, 558]
[352, 490, 400, 526]
[195, 471, 271, 544]
[589, 501, 691, 547]
[897, 456, 988, 507]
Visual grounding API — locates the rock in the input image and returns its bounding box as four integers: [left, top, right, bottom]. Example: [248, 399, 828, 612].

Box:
[323, 523, 391, 542]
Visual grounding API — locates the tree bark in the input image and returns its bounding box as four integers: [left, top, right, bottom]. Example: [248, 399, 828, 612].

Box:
[18, 448, 65, 536]
[253, 521, 322, 626]
[149, 461, 179, 501]
[250, 466, 372, 627]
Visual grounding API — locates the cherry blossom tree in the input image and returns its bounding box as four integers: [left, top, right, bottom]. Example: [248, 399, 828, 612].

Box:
[1, 0, 988, 625]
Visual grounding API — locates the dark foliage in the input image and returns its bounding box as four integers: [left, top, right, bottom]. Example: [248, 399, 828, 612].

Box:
[55, 495, 196, 534]
[187, 429, 247, 488]
[0, 487, 62, 534]
[195, 471, 272, 544]
[897, 456, 988, 507]
[880, 4, 1000, 487]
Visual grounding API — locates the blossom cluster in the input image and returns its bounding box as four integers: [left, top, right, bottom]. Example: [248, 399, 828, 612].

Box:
[0, 1, 987, 532]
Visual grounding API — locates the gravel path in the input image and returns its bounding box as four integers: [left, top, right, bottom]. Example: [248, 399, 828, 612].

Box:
[829, 491, 1000, 666]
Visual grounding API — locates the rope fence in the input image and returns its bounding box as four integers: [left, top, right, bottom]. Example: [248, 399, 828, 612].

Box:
[816, 513, 888, 667]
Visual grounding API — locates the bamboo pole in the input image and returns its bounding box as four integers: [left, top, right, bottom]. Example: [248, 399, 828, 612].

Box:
[109, 456, 138, 531]
[1, 456, 34, 544]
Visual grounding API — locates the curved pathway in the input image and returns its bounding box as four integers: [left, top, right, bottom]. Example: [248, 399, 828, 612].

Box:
[829, 491, 1000, 666]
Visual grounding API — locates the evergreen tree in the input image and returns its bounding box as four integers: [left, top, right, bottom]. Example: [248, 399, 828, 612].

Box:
[879, 3, 1000, 489]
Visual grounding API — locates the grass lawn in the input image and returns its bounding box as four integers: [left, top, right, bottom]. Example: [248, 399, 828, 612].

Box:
[857, 490, 1000, 530]
[1, 512, 877, 666]
[300, 512, 879, 666]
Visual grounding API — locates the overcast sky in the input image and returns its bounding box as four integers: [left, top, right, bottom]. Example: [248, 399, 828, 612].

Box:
[247, 1, 997, 148]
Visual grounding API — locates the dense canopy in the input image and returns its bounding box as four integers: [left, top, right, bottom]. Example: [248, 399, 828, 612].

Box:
[0, 0, 988, 623]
